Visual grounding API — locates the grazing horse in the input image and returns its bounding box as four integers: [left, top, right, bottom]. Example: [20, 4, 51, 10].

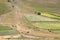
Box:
[37, 12, 41, 15]
[8, 0, 10, 2]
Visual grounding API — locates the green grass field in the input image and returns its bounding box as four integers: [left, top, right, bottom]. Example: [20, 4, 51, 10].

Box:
[41, 12, 60, 20]
[32, 22, 60, 29]
[32, 21, 60, 34]
[0, 25, 12, 30]
[30, 2, 60, 20]
[0, 25, 19, 36]
[24, 14, 60, 34]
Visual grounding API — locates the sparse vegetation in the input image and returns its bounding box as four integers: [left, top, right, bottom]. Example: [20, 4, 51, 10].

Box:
[20, 0, 60, 20]
[0, 3, 8, 14]
[0, 25, 11, 30]
[0, 25, 19, 35]
[32, 22, 60, 29]
[32, 21, 60, 34]
[0, 0, 11, 15]
[0, 37, 60, 40]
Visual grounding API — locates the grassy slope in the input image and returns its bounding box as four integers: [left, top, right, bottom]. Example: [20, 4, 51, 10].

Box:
[21, 0, 60, 14]
[24, 14, 60, 34]
[0, 25, 11, 30]
[32, 22, 60, 34]
[0, 25, 19, 36]
[41, 13, 60, 20]
[24, 14, 59, 21]
[0, 0, 11, 15]
[32, 22, 60, 29]
[21, 0, 60, 20]
[30, 0, 60, 14]
[22, 0, 60, 34]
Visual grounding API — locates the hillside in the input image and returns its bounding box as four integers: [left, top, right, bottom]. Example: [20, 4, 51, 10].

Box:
[20, 0, 60, 16]
[0, 0, 12, 15]
[0, 0, 60, 40]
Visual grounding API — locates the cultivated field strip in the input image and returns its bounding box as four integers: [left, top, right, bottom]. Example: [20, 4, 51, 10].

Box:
[24, 14, 59, 21]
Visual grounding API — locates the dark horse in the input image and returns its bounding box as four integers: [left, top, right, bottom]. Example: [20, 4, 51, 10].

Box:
[37, 12, 41, 15]
[8, 0, 10, 2]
